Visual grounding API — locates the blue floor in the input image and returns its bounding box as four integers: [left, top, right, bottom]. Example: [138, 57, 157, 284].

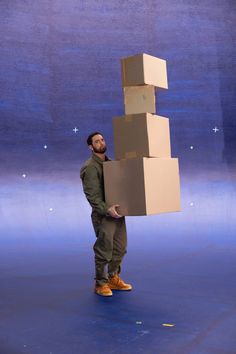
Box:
[0, 175, 236, 354]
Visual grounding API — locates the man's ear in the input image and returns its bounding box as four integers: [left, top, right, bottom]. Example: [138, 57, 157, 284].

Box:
[89, 145, 93, 152]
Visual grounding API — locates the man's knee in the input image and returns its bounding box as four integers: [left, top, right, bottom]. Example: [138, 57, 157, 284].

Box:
[93, 235, 113, 263]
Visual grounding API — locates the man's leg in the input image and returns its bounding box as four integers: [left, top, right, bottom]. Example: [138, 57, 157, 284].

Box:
[107, 217, 132, 291]
[108, 216, 127, 277]
[91, 212, 118, 286]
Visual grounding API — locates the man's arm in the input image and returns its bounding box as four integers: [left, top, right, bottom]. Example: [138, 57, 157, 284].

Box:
[82, 164, 122, 218]
[81, 164, 109, 216]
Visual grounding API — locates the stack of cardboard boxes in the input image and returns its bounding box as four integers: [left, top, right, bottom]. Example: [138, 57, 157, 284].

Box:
[104, 53, 181, 216]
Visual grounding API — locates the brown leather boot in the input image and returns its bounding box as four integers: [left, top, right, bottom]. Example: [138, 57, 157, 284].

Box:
[94, 283, 113, 297]
[108, 274, 132, 291]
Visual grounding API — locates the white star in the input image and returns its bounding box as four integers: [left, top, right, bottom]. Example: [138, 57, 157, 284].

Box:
[190, 146, 194, 150]
[49, 208, 53, 212]
[44, 145, 48, 149]
[73, 127, 79, 133]
[22, 174, 27, 178]
[190, 202, 194, 206]
[213, 127, 219, 133]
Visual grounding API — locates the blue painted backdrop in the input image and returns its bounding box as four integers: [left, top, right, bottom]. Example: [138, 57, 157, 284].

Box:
[0, 1, 236, 352]
[1, 1, 235, 241]
[1, 0, 236, 252]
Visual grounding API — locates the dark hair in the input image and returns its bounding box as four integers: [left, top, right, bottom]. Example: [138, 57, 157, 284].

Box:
[87, 131, 103, 146]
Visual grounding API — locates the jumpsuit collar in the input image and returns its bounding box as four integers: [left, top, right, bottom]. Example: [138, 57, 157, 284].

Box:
[92, 153, 109, 165]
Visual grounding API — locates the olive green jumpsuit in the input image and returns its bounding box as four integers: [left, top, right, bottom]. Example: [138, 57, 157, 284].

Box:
[80, 153, 127, 286]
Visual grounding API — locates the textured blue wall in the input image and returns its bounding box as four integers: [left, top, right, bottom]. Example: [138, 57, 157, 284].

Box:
[0, 0, 235, 239]
[1, 0, 235, 167]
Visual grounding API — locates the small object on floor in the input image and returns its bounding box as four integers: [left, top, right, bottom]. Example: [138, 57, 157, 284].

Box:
[94, 284, 113, 297]
[162, 323, 175, 327]
[108, 274, 132, 291]
[136, 321, 142, 325]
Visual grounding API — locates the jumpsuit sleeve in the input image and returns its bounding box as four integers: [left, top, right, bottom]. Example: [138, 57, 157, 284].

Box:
[81, 164, 109, 216]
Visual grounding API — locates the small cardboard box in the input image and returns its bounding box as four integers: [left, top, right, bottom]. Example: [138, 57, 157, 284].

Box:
[104, 157, 181, 216]
[124, 85, 156, 115]
[121, 53, 168, 89]
[113, 113, 171, 159]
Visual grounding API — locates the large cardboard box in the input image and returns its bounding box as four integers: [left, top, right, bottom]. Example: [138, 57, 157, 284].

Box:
[123, 85, 156, 115]
[121, 53, 168, 89]
[104, 157, 181, 216]
[113, 113, 171, 159]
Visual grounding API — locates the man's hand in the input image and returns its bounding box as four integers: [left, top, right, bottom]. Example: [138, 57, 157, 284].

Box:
[107, 204, 122, 218]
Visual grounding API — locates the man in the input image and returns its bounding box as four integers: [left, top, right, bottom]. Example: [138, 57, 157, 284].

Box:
[80, 132, 132, 297]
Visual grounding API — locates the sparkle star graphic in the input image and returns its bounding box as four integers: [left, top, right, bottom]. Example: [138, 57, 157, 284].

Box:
[213, 127, 219, 133]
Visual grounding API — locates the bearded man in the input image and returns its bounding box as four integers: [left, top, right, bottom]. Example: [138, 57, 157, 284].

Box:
[80, 132, 132, 297]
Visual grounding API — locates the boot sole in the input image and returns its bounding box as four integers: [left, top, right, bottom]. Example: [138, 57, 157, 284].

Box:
[94, 290, 113, 297]
[109, 287, 132, 291]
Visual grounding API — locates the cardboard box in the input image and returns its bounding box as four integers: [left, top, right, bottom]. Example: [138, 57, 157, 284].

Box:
[104, 157, 181, 216]
[113, 113, 171, 159]
[123, 85, 156, 115]
[121, 53, 168, 89]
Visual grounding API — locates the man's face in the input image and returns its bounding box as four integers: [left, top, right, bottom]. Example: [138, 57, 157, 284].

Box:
[90, 134, 107, 154]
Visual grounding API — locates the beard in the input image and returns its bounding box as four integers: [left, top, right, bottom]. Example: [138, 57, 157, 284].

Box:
[92, 145, 107, 154]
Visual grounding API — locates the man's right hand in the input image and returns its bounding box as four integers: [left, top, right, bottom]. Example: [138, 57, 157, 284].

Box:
[107, 204, 122, 218]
